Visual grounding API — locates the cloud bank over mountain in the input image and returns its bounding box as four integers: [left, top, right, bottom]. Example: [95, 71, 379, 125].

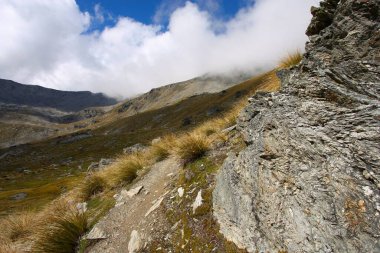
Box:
[0, 0, 319, 98]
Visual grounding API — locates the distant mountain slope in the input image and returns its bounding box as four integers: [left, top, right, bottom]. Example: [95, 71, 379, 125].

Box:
[0, 74, 249, 148]
[0, 79, 118, 112]
[114, 74, 250, 117]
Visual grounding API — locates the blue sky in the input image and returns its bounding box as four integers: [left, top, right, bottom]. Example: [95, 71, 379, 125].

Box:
[76, 0, 250, 31]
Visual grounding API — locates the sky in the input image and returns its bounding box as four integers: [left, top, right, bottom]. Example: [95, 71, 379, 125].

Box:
[0, 0, 320, 98]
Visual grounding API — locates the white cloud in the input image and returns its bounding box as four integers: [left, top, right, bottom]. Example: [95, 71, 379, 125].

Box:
[0, 0, 319, 98]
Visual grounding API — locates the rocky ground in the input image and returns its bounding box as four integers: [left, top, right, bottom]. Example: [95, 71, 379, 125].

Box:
[81, 128, 247, 253]
[85, 158, 181, 253]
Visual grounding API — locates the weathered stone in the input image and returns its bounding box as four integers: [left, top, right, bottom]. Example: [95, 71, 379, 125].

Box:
[99, 158, 114, 167]
[87, 158, 115, 173]
[213, 0, 380, 252]
[76, 202, 87, 213]
[151, 137, 161, 145]
[123, 143, 146, 154]
[178, 187, 184, 197]
[145, 191, 169, 217]
[126, 185, 144, 197]
[145, 196, 164, 217]
[10, 192, 27, 200]
[192, 190, 203, 214]
[128, 230, 143, 253]
[114, 186, 144, 206]
[85, 227, 108, 240]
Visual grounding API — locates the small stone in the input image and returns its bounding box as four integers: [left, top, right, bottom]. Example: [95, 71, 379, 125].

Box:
[128, 230, 142, 253]
[151, 137, 161, 145]
[126, 186, 144, 198]
[86, 227, 108, 240]
[363, 186, 373, 196]
[178, 187, 184, 197]
[76, 202, 87, 213]
[145, 197, 164, 217]
[192, 190, 203, 214]
[363, 170, 371, 179]
[10, 192, 27, 200]
[123, 143, 146, 155]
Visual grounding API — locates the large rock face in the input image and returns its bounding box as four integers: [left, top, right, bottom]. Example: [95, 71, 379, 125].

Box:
[213, 0, 380, 252]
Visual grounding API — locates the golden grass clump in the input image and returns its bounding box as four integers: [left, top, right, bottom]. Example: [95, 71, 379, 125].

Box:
[256, 71, 281, 92]
[0, 211, 37, 242]
[80, 174, 108, 201]
[105, 154, 143, 186]
[149, 135, 176, 162]
[0, 243, 22, 253]
[33, 204, 88, 253]
[175, 133, 210, 164]
[278, 51, 303, 69]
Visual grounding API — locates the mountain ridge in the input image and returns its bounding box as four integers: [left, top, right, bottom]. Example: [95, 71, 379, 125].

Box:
[0, 78, 118, 112]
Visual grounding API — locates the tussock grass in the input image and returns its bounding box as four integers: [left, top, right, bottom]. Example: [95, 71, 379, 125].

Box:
[80, 175, 108, 201]
[175, 133, 210, 164]
[256, 70, 281, 92]
[278, 51, 303, 69]
[0, 243, 22, 253]
[33, 203, 88, 253]
[104, 154, 143, 186]
[149, 135, 176, 162]
[0, 211, 37, 242]
[150, 143, 171, 162]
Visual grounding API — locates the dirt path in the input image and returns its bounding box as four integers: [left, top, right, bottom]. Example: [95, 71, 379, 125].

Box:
[87, 157, 181, 253]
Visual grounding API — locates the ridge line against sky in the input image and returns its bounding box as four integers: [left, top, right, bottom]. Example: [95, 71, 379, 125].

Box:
[0, 0, 319, 98]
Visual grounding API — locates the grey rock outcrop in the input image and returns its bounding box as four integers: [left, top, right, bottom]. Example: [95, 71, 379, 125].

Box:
[213, 0, 380, 252]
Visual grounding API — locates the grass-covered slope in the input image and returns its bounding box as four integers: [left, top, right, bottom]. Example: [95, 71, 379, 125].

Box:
[0, 71, 278, 215]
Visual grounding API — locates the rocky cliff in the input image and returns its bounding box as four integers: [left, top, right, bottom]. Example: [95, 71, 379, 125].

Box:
[213, 0, 380, 252]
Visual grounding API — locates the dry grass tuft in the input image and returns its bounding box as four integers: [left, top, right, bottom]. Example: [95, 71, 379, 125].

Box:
[278, 51, 303, 69]
[0, 211, 37, 242]
[80, 175, 108, 201]
[175, 133, 210, 164]
[105, 154, 143, 186]
[256, 71, 281, 92]
[33, 203, 88, 253]
[149, 135, 176, 162]
[0, 243, 22, 253]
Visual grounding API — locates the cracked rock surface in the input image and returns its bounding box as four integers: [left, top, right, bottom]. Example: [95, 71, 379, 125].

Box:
[213, 0, 380, 252]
